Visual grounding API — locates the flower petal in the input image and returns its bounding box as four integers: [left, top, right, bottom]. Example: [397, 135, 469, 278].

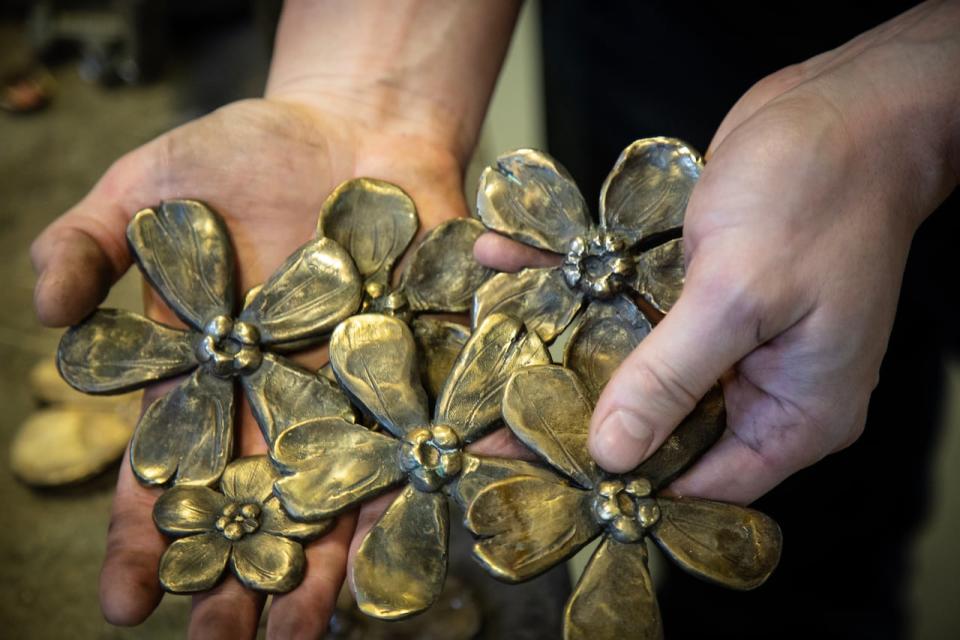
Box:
[220, 455, 276, 503]
[467, 474, 599, 583]
[634, 385, 725, 490]
[563, 297, 651, 401]
[259, 496, 332, 541]
[352, 484, 449, 620]
[635, 237, 684, 314]
[153, 484, 228, 535]
[564, 536, 661, 640]
[649, 497, 782, 590]
[329, 315, 429, 437]
[158, 532, 230, 593]
[401, 219, 493, 313]
[130, 369, 235, 487]
[127, 200, 235, 330]
[242, 352, 354, 445]
[231, 533, 305, 593]
[501, 365, 600, 489]
[477, 149, 591, 253]
[57, 309, 197, 393]
[272, 419, 404, 520]
[599, 137, 701, 240]
[451, 453, 558, 508]
[411, 317, 470, 400]
[473, 268, 583, 343]
[317, 178, 418, 286]
[435, 314, 550, 443]
[239, 237, 362, 345]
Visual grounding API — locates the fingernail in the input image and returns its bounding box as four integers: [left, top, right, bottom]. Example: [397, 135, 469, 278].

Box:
[592, 410, 654, 472]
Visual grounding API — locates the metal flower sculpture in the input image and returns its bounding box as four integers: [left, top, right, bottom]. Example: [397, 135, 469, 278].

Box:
[317, 178, 492, 398]
[57, 199, 359, 487]
[474, 137, 700, 399]
[154, 455, 329, 593]
[465, 365, 782, 640]
[269, 313, 551, 619]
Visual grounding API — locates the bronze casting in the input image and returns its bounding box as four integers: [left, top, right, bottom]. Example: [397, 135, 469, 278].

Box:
[473, 137, 699, 399]
[465, 365, 782, 640]
[270, 312, 550, 619]
[154, 455, 329, 593]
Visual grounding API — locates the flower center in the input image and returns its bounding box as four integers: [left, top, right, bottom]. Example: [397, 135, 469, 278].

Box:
[196, 315, 262, 377]
[399, 424, 463, 492]
[592, 476, 660, 543]
[361, 281, 411, 321]
[562, 231, 636, 299]
[214, 502, 261, 541]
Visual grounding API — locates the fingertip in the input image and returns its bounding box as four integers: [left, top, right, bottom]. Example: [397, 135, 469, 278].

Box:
[99, 549, 164, 626]
[33, 231, 117, 327]
[588, 409, 653, 473]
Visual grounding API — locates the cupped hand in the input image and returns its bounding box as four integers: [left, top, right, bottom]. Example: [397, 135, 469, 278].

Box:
[476, 2, 960, 506]
[31, 96, 468, 638]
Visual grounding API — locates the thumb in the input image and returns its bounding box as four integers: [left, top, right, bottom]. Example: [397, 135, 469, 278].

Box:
[31, 193, 132, 327]
[588, 278, 761, 472]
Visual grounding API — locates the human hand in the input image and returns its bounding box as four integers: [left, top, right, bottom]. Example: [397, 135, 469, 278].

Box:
[476, 0, 960, 505]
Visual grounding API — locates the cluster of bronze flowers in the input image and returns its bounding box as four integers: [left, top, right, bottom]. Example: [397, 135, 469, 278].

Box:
[57, 138, 782, 639]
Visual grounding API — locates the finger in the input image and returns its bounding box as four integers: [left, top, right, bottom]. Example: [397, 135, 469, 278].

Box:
[473, 232, 561, 272]
[188, 576, 265, 640]
[99, 447, 166, 626]
[267, 514, 355, 640]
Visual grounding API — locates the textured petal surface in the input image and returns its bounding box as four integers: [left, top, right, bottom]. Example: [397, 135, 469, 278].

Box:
[220, 455, 276, 503]
[318, 178, 418, 286]
[239, 237, 362, 345]
[451, 453, 557, 509]
[402, 218, 493, 312]
[259, 496, 333, 541]
[477, 148, 591, 253]
[127, 200, 235, 330]
[501, 365, 600, 489]
[435, 314, 550, 442]
[158, 532, 230, 593]
[154, 484, 228, 535]
[467, 475, 599, 582]
[634, 237, 685, 313]
[353, 485, 449, 620]
[599, 137, 701, 240]
[473, 268, 583, 343]
[130, 369, 235, 487]
[329, 315, 429, 437]
[231, 533, 305, 593]
[411, 317, 470, 400]
[57, 309, 197, 394]
[564, 537, 662, 640]
[650, 497, 782, 590]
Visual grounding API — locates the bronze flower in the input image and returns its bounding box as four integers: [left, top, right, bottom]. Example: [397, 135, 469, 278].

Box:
[464, 365, 781, 640]
[473, 137, 700, 399]
[270, 313, 551, 619]
[154, 455, 329, 593]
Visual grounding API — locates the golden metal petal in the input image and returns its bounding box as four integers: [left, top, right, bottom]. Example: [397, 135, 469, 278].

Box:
[563, 297, 652, 401]
[401, 219, 493, 312]
[634, 385, 725, 490]
[473, 268, 584, 343]
[649, 497, 782, 590]
[158, 532, 230, 593]
[353, 484, 449, 620]
[599, 137, 701, 240]
[466, 475, 600, 582]
[501, 365, 600, 489]
[329, 314, 429, 437]
[242, 352, 354, 445]
[435, 314, 550, 442]
[451, 452, 558, 508]
[477, 148, 591, 253]
[219, 454, 276, 503]
[564, 536, 662, 640]
[130, 368, 235, 487]
[273, 419, 404, 520]
[153, 484, 228, 535]
[239, 237, 362, 345]
[259, 496, 333, 541]
[635, 238, 684, 313]
[231, 532, 305, 593]
[317, 178, 418, 286]
[411, 317, 470, 400]
[57, 309, 197, 394]
[127, 200, 235, 330]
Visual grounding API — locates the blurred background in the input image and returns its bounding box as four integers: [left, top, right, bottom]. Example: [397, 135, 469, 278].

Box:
[0, 1, 958, 638]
